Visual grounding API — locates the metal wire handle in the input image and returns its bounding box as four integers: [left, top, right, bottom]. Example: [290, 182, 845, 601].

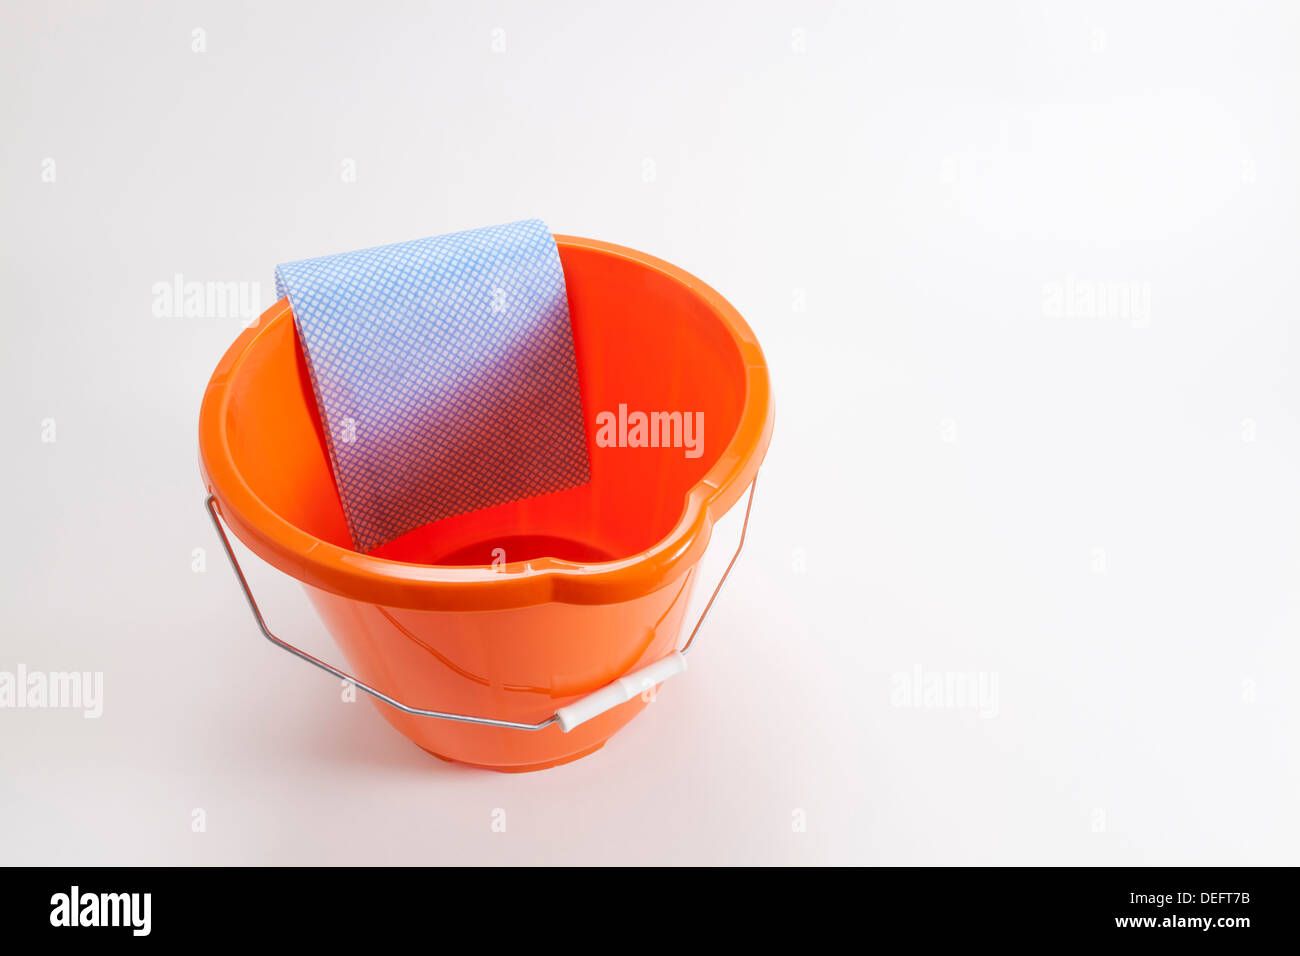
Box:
[205, 480, 757, 732]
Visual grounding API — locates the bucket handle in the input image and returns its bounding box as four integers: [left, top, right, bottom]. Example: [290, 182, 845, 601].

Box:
[204, 479, 757, 734]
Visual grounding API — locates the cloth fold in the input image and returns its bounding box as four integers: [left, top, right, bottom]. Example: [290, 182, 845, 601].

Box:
[275, 219, 590, 553]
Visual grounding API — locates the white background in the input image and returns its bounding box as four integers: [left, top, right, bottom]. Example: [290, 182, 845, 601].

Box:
[2, 0, 1297, 865]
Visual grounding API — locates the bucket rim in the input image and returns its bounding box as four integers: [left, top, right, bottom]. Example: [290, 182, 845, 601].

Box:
[198, 235, 773, 610]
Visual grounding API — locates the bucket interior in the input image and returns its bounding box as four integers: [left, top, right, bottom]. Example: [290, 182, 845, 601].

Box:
[224, 242, 748, 566]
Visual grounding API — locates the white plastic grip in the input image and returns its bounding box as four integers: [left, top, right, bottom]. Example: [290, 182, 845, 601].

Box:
[554, 652, 688, 733]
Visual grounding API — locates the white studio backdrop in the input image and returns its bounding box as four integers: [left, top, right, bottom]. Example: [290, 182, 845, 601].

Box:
[0, 0, 1297, 864]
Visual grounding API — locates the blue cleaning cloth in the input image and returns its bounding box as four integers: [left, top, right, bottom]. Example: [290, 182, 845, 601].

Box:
[275, 219, 590, 553]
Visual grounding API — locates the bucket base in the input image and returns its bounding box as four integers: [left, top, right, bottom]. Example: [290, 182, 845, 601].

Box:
[417, 739, 608, 773]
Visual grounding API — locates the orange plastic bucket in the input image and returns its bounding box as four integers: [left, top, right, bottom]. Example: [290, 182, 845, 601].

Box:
[198, 235, 773, 771]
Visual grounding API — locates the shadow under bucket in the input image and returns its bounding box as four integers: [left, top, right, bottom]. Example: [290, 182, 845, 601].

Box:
[199, 235, 774, 771]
